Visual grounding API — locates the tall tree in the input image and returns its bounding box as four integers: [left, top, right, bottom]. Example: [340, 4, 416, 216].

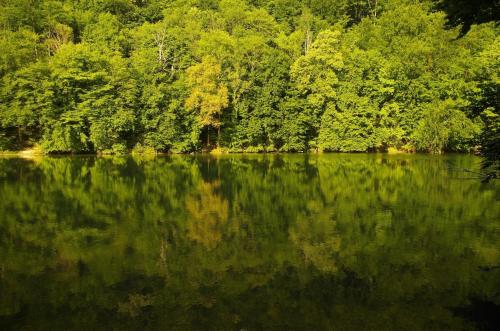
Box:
[186, 55, 229, 148]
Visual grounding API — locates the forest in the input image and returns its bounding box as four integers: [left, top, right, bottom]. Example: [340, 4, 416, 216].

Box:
[0, 0, 498, 156]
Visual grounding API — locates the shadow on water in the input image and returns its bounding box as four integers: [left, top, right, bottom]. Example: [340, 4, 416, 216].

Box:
[0, 154, 499, 330]
[454, 298, 500, 331]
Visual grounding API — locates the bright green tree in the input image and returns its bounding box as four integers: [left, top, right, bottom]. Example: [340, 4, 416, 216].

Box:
[186, 55, 229, 148]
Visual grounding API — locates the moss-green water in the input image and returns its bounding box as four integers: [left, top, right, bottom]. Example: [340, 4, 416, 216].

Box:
[0, 154, 498, 330]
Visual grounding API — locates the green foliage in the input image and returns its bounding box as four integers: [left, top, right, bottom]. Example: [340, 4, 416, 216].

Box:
[0, 28, 42, 77]
[412, 100, 481, 153]
[291, 30, 343, 112]
[186, 55, 229, 146]
[0, 0, 497, 154]
[131, 143, 157, 155]
[319, 102, 379, 152]
[480, 105, 500, 174]
[42, 121, 90, 153]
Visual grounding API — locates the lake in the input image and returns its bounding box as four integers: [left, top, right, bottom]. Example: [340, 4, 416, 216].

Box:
[0, 154, 499, 330]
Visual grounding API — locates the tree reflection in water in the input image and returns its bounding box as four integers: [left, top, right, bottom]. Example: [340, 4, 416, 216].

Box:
[0, 154, 498, 330]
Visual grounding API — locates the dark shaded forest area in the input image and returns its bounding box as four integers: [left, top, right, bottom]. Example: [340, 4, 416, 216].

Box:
[0, 0, 498, 159]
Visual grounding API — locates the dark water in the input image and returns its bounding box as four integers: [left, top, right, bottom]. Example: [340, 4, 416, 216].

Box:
[0, 154, 499, 331]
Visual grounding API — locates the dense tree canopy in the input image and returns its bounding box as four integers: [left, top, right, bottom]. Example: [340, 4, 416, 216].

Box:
[0, 0, 498, 155]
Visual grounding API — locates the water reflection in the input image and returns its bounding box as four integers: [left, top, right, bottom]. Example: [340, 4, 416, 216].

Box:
[0, 154, 498, 330]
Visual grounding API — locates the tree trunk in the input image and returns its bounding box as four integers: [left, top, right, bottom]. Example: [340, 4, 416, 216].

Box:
[207, 127, 210, 148]
[217, 126, 221, 148]
[305, 30, 312, 54]
[217, 113, 221, 148]
[17, 127, 22, 145]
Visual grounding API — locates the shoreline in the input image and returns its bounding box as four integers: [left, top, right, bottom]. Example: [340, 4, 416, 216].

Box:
[0, 149, 480, 158]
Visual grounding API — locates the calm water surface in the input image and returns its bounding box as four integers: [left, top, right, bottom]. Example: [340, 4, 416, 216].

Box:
[0, 154, 499, 331]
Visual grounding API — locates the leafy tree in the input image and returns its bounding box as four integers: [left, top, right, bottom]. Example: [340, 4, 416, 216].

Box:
[0, 28, 42, 77]
[186, 55, 229, 147]
[412, 100, 480, 153]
